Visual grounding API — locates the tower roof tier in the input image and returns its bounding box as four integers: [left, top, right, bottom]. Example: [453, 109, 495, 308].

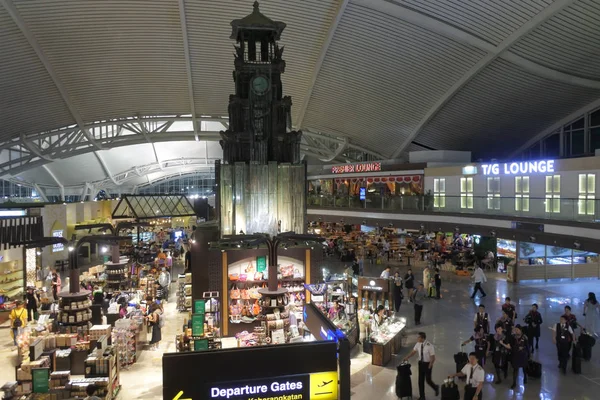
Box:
[230, 1, 286, 41]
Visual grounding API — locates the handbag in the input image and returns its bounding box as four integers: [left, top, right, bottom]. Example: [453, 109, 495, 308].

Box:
[293, 269, 302, 279]
[239, 274, 248, 282]
[254, 272, 264, 281]
[245, 262, 255, 273]
[228, 273, 239, 281]
[241, 289, 250, 300]
[248, 286, 261, 299]
[230, 285, 241, 300]
[280, 264, 294, 277]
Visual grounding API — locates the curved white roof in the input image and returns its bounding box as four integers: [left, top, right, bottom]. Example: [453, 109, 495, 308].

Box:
[1, 0, 600, 192]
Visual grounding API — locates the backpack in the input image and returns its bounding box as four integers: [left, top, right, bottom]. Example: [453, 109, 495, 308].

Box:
[13, 310, 23, 328]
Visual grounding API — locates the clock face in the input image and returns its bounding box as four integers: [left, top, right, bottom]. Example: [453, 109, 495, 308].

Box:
[251, 76, 269, 94]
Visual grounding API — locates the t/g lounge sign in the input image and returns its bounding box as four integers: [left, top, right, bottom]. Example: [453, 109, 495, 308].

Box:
[481, 160, 555, 176]
[331, 162, 381, 174]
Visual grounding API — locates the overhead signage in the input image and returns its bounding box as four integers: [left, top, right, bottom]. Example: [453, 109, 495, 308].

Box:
[359, 187, 366, 200]
[357, 277, 390, 293]
[462, 166, 478, 175]
[331, 162, 382, 174]
[481, 160, 555, 176]
[207, 372, 338, 400]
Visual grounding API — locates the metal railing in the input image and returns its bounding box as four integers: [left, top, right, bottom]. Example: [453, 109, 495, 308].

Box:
[307, 194, 600, 223]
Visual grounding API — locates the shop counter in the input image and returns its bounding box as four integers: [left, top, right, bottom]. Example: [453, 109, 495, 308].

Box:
[369, 321, 406, 366]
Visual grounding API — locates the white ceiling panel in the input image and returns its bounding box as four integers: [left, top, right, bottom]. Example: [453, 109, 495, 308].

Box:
[13, 0, 190, 122]
[415, 59, 600, 158]
[511, 0, 600, 80]
[302, 3, 486, 156]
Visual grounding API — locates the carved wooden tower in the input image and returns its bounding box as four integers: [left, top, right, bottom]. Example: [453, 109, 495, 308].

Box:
[220, 1, 302, 164]
[217, 2, 306, 236]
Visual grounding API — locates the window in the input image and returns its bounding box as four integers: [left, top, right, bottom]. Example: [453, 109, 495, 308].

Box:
[487, 177, 500, 210]
[515, 176, 529, 212]
[433, 178, 445, 208]
[460, 177, 473, 209]
[578, 174, 595, 215]
[545, 175, 561, 213]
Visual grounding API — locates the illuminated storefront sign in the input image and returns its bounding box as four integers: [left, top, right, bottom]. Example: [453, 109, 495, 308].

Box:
[331, 162, 382, 174]
[481, 160, 555, 176]
[207, 372, 338, 400]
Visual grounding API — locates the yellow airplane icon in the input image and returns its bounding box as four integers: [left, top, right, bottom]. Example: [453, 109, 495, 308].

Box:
[173, 391, 192, 400]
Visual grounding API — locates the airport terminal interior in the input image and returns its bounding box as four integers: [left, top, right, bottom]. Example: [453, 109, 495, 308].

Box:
[1, 1, 600, 399]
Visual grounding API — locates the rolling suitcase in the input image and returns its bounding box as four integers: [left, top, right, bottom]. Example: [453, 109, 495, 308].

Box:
[579, 332, 596, 361]
[527, 359, 542, 378]
[395, 362, 412, 399]
[454, 347, 468, 381]
[572, 343, 582, 374]
[440, 378, 460, 400]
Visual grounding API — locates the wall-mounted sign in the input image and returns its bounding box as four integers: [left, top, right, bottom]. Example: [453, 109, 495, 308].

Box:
[331, 162, 382, 174]
[52, 230, 64, 253]
[208, 371, 338, 400]
[256, 255, 267, 273]
[481, 160, 555, 176]
[359, 187, 366, 200]
[462, 166, 478, 175]
[358, 277, 390, 292]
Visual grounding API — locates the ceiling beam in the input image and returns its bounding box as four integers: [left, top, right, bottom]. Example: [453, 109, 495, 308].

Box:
[20, 134, 53, 161]
[42, 164, 64, 200]
[295, 0, 350, 129]
[0, 0, 103, 150]
[177, 0, 199, 142]
[32, 183, 48, 202]
[94, 152, 120, 186]
[390, 0, 577, 158]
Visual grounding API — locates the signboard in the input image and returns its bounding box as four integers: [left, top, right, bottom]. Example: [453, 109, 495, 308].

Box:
[191, 314, 205, 336]
[256, 256, 267, 273]
[52, 230, 64, 252]
[481, 160, 555, 176]
[357, 277, 390, 293]
[207, 371, 338, 400]
[32, 367, 49, 393]
[359, 187, 366, 201]
[331, 162, 382, 174]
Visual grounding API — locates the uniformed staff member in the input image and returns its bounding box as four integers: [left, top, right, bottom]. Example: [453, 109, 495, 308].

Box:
[553, 315, 574, 375]
[462, 326, 490, 366]
[450, 352, 484, 400]
[403, 332, 440, 399]
[492, 325, 510, 384]
[506, 324, 530, 389]
[473, 304, 490, 334]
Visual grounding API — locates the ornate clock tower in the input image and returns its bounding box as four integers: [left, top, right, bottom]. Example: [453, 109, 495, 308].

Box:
[220, 1, 301, 164]
[217, 2, 305, 236]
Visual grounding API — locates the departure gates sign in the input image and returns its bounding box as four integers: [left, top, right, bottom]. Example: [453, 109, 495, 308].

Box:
[207, 372, 338, 400]
[481, 160, 555, 176]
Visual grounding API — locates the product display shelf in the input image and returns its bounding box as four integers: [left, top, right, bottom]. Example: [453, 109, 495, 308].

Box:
[58, 291, 92, 328]
[111, 319, 143, 367]
[0, 269, 24, 299]
[82, 345, 120, 400]
[104, 261, 128, 291]
[177, 273, 192, 312]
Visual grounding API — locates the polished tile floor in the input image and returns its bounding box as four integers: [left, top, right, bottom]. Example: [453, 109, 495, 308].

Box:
[1, 262, 599, 399]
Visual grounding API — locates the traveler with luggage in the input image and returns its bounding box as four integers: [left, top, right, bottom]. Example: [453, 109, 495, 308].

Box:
[562, 305, 582, 332]
[507, 324, 530, 389]
[583, 292, 599, 337]
[473, 305, 490, 334]
[449, 352, 484, 400]
[395, 361, 413, 399]
[462, 327, 490, 367]
[524, 303, 543, 354]
[553, 315, 574, 375]
[403, 332, 440, 400]
[491, 325, 510, 384]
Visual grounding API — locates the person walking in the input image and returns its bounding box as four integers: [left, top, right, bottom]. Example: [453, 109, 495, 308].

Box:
[524, 303, 543, 353]
[403, 332, 440, 400]
[462, 327, 490, 366]
[492, 325, 510, 384]
[473, 304, 490, 334]
[583, 292, 599, 336]
[470, 265, 487, 299]
[404, 269, 415, 301]
[449, 352, 484, 400]
[412, 283, 426, 326]
[9, 301, 27, 346]
[393, 271, 404, 313]
[423, 266, 431, 293]
[51, 270, 61, 301]
[508, 324, 529, 389]
[496, 310, 514, 337]
[433, 268, 441, 299]
[562, 305, 582, 332]
[380, 266, 391, 279]
[553, 315, 574, 375]
[25, 287, 40, 322]
[502, 297, 517, 323]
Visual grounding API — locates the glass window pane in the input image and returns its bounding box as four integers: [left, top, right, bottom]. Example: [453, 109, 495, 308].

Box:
[545, 195, 552, 212]
[460, 178, 466, 193]
[440, 179, 445, 193]
[591, 127, 600, 152]
[515, 196, 521, 211]
[434, 179, 439, 193]
[440, 196, 445, 208]
[572, 130, 585, 155]
[522, 177, 530, 193]
[545, 134, 560, 157]
[587, 197, 595, 215]
[546, 176, 552, 192]
[467, 178, 473, 192]
[572, 117, 585, 130]
[553, 196, 561, 213]
[579, 174, 587, 194]
[515, 177, 521, 193]
[588, 174, 595, 193]
[523, 196, 529, 212]
[591, 109, 600, 127]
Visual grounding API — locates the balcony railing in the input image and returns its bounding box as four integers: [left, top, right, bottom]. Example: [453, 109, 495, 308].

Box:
[307, 194, 600, 223]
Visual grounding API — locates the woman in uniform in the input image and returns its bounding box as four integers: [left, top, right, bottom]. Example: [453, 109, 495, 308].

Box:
[492, 325, 510, 384]
[496, 310, 514, 335]
[462, 326, 490, 366]
[507, 324, 530, 389]
[524, 303, 543, 354]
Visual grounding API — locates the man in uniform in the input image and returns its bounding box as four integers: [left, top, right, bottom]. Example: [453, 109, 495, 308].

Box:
[403, 332, 439, 400]
[473, 304, 490, 334]
[553, 315, 574, 375]
[502, 297, 517, 323]
[450, 352, 484, 399]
